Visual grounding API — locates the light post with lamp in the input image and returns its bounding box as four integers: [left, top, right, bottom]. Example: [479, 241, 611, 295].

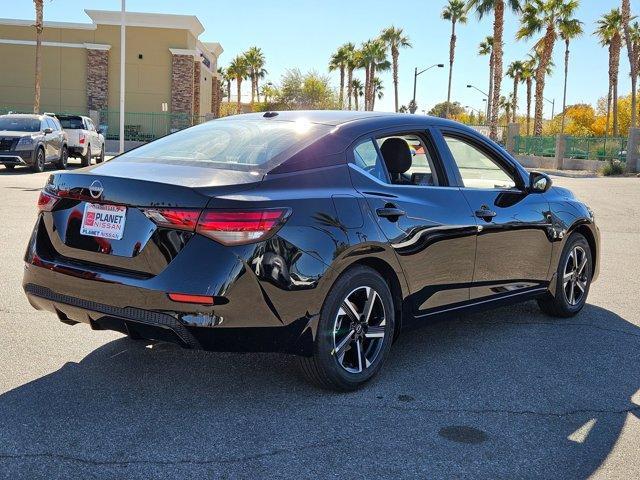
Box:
[411, 63, 444, 114]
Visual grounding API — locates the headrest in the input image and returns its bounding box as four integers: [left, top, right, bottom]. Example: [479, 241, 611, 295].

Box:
[380, 138, 412, 175]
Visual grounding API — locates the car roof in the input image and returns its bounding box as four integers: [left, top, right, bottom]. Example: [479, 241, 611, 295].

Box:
[1, 113, 46, 119]
[230, 110, 467, 129]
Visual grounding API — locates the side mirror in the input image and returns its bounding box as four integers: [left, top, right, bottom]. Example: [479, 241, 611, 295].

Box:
[529, 171, 552, 193]
[97, 128, 103, 135]
[43, 127, 53, 134]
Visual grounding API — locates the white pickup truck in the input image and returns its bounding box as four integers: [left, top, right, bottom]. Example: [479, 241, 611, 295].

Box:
[57, 115, 105, 166]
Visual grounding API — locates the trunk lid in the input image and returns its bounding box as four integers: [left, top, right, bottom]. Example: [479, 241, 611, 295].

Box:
[39, 161, 261, 276]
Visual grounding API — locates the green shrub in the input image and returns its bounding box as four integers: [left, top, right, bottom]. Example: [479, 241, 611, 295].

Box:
[601, 159, 625, 176]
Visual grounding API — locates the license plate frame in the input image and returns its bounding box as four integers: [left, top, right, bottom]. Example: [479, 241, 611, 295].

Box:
[80, 203, 127, 240]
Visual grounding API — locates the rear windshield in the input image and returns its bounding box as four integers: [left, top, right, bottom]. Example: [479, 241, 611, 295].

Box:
[59, 116, 84, 129]
[116, 118, 332, 172]
[0, 117, 40, 132]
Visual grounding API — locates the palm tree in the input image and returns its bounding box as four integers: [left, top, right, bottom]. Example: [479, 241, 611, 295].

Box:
[220, 68, 232, 103]
[521, 57, 535, 135]
[517, 0, 579, 136]
[380, 26, 412, 113]
[351, 78, 364, 110]
[343, 43, 357, 110]
[227, 56, 249, 113]
[33, 0, 44, 113]
[468, 0, 522, 140]
[442, 1, 468, 118]
[622, 0, 639, 130]
[559, 9, 583, 134]
[596, 9, 623, 137]
[371, 77, 384, 110]
[506, 60, 524, 123]
[359, 39, 390, 111]
[244, 47, 266, 106]
[329, 45, 350, 109]
[478, 36, 494, 122]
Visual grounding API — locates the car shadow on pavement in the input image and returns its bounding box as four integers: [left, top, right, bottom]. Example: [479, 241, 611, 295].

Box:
[0, 302, 638, 478]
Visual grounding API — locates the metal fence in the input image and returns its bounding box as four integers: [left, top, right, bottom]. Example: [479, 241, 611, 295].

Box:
[514, 135, 627, 161]
[514, 136, 557, 157]
[98, 111, 209, 142]
[565, 136, 627, 161]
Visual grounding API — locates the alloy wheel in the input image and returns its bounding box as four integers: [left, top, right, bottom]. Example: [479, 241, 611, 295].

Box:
[563, 245, 588, 306]
[332, 286, 386, 374]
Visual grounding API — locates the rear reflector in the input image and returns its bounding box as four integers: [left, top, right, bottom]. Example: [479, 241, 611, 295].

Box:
[168, 293, 215, 305]
[143, 207, 290, 246]
[37, 190, 59, 212]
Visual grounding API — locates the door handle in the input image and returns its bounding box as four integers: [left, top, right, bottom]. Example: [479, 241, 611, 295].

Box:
[475, 207, 497, 220]
[376, 205, 406, 221]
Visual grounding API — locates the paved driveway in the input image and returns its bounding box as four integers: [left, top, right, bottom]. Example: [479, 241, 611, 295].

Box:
[0, 163, 638, 479]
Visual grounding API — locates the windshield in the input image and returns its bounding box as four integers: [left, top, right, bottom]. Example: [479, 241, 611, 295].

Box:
[0, 117, 40, 132]
[59, 116, 84, 129]
[116, 118, 332, 171]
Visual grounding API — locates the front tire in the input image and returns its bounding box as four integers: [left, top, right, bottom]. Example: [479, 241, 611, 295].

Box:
[537, 232, 592, 317]
[31, 147, 45, 173]
[97, 144, 105, 163]
[299, 266, 395, 391]
[4, 164, 15, 170]
[56, 146, 68, 170]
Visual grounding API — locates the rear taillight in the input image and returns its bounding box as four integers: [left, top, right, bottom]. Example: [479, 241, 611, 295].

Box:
[142, 209, 200, 231]
[196, 209, 289, 245]
[37, 190, 59, 212]
[79, 133, 85, 144]
[142, 208, 290, 245]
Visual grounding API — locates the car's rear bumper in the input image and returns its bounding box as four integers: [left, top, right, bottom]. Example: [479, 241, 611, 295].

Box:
[22, 219, 327, 355]
[23, 281, 313, 353]
[0, 150, 34, 165]
[68, 145, 87, 156]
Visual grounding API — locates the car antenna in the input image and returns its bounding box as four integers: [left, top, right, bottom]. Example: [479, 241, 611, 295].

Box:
[263, 111, 279, 118]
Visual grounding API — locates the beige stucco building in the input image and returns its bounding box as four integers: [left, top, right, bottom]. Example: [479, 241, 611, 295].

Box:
[0, 10, 223, 119]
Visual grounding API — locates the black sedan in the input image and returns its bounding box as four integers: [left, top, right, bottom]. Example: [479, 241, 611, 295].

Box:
[23, 111, 599, 391]
[0, 114, 68, 172]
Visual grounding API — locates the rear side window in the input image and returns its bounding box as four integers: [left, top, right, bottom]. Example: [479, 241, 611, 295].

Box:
[353, 139, 388, 183]
[117, 118, 332, 172]
[59, 116, 84, 129]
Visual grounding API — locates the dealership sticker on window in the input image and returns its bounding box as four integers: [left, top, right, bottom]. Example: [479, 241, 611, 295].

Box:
[80, 203, 127, 240]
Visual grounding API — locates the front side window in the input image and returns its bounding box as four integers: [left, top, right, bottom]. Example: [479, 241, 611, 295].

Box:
[353, 138, 388, 183]
[443, 135, 516, 190]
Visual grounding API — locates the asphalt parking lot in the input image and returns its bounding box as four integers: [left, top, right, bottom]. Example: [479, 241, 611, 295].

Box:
[0, 161, 639, 479]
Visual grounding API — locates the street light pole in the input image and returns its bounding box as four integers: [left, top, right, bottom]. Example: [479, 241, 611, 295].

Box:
[467, 84, 490, 118]
[411, 63, 444, 114]
[119, 0, 126, 155]
[544, 96, 555, 119]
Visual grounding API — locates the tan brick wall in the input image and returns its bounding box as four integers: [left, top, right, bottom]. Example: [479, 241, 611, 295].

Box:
[193, 60, 201, 117]
[171, 54, 194, 115]
[211, 76, 221, 118]
[87, 49, 109, 111]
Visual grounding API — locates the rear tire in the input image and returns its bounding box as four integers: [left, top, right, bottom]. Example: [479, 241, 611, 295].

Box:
[56, 146, 68, 170]
[31, 147, 45, 173]
[537, 233, 592, 318]
[298, 266, 395, 391]
[80, 144, 91, 167]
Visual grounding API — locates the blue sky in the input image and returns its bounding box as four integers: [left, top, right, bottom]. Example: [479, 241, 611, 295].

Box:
[9, 0, 629, 116]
